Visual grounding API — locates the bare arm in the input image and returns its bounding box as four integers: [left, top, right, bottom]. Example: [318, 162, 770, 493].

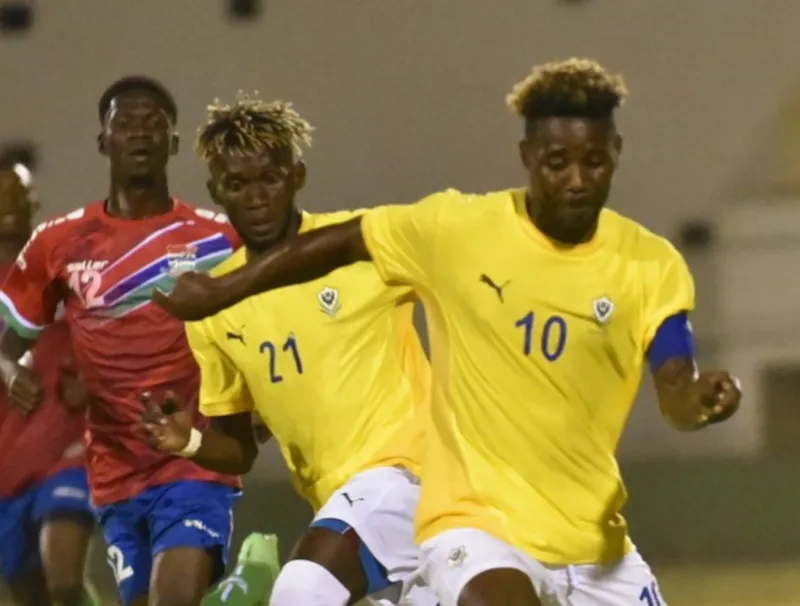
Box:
[0, 326, 34, 376]
[142, 396, 266, 475]
[653, 357, 740, 432]
[0, 327, 43, 414]
[653, 357, 704, 431]
[154, 218, 370, 320]
[192, 413, 263, 475]
[223, 217, 370, 300]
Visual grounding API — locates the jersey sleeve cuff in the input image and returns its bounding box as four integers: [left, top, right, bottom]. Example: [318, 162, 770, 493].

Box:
[643, 305, 692, 351]
[0, 293, 47, 339]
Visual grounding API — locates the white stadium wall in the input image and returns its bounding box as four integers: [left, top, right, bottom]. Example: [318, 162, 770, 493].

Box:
[2, 0, 799, 473]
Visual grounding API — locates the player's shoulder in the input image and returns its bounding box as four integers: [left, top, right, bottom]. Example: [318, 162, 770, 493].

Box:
[29, 202, 97, 241]
[601, 208, 684, 265]
[417, 187, 502, 209]
[425, 187, 521, 234]
[393, 186, 514, 221]
[16, 202, 101, 269]
[174, 200, 234, 231]
[302, 208, 365, 229]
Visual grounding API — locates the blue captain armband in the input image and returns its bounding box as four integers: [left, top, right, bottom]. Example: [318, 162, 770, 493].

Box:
[647, 312, 695, 373]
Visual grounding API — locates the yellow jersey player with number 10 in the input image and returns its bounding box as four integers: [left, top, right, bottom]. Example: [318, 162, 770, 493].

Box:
[154, 60, 742, 606]
[141, 95, 438, 606]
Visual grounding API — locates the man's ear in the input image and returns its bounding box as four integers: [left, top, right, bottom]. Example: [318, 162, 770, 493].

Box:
[292, 161, 307, 192]
[170, 131, 180, 156]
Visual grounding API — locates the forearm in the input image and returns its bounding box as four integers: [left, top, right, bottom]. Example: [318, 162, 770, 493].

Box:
[218, 218, 368, 304]
[654, 358, 704, 431]
[0, 327, 34, 382]
[188, 426, 258, 475]
[659, 388, 705, 432]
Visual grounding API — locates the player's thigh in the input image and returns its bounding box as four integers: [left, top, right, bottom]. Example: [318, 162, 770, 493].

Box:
[33, 467, 95, 593]
[419, 528, 557, 606]
[567, 550, 666, 606]
[148, 481, 241, 605]
[311, 466, 436, 605]
[459, 568, 543, 606]
[39, 514, 95, 594]
[96, 499, 153, 606]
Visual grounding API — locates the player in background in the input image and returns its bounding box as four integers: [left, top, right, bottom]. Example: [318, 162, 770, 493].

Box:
[155, 59, 743, 606]
[141, 94, 437, 606]
[0, 161, 99, 606]
[0, 77, 274, 606]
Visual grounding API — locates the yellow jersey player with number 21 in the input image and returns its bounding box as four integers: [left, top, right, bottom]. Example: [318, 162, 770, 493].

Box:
[141, 94, 438, 606]
[155, 60, 743, 606]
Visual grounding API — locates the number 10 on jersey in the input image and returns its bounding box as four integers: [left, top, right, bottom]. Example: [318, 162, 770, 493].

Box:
[515, 311, 567, 361]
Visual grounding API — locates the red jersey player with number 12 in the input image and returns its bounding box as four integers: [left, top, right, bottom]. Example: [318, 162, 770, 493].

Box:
[0, 77, 243, 606]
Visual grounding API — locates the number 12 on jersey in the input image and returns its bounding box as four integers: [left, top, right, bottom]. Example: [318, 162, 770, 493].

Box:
[515, 311, 567, 361]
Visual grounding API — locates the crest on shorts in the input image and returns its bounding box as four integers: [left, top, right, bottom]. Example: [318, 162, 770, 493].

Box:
[167, 244, 198, 276]
[318, 286, 341, 317]
[592, 296, 615, 325]
[446, 545, 467, 568]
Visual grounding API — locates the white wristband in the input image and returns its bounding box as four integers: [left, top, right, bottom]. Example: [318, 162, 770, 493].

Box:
[177, 428, 203, 458]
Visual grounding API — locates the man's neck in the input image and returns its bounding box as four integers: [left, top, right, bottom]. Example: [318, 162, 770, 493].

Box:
[525, 193, 597, 245]
[245, 209, 303, 263]
[107, 175, 172, 220]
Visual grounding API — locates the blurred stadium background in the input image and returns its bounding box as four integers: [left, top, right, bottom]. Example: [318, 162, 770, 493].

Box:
[3, 0, 800, 603]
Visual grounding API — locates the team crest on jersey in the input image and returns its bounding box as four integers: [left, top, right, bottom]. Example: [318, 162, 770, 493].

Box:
[592, 296, 615, 325]
[166, 244, 198, 276]
[318, 286, 341, 317]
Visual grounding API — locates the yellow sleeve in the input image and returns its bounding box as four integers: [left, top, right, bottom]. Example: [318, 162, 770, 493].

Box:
[185, 320, 254, 417]
[361, 190, 457, 287]
[641, 245, 696, 349]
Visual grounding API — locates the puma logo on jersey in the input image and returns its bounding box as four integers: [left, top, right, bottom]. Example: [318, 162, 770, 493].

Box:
[479, 274, 510, 302]
[226, 329, 246, 345]
[342, 492, 364, 507]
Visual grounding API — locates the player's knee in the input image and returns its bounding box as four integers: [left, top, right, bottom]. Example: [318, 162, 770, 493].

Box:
[270, 559, 351, 606]
[47, 582, 87, 606]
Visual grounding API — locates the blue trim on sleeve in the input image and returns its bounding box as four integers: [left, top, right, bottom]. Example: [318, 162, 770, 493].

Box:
[647, 312, 695, 373]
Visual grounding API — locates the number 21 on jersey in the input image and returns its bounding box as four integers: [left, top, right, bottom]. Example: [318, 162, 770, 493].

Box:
[260, 333, 304, 383]
[515, 310, 567, 361]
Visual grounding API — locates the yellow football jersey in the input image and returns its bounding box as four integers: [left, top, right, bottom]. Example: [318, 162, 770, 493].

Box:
[361, 188, 695, 565]
[186, 210, 429, 510]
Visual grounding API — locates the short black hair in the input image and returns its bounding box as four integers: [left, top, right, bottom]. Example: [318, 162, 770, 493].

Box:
[507, 58, 628, 131]
[98, 75, 178, 124]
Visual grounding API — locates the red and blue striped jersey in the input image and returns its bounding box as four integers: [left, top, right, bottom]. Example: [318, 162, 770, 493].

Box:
[0, 200, 243, 505]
